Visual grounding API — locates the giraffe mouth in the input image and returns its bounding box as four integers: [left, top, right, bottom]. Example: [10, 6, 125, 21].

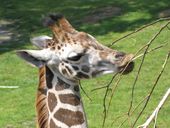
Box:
[118, 54, 134, 74]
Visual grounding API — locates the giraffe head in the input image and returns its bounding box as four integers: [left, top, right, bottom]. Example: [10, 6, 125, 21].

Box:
[17, 14, 134, 81]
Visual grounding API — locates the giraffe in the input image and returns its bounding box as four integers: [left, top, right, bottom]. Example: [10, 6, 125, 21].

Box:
[17, 14, 134, 128]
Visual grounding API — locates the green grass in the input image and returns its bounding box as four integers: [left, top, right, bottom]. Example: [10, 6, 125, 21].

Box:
[0, 0, 170, 128]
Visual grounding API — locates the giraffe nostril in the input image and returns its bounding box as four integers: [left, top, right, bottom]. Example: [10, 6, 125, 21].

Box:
[115, 52, 125, 59]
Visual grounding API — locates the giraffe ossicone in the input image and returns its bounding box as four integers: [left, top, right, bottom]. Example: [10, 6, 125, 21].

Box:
[17, 13, 134, 128]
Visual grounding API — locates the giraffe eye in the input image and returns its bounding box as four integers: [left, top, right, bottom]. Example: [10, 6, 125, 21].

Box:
[68, 53, 83, 61]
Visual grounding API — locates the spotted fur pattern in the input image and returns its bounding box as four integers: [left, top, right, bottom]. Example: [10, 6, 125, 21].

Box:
[18, 13, 134, 128]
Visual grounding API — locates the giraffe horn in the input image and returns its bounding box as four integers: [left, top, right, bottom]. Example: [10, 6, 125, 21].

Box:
[42, 13, 64, 27]
[57, 16, 77, 34]
[43, 13, 77, 34]
[43, 13, 66, 43]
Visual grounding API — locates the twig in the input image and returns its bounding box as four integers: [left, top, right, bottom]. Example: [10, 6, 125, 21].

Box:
[102, 74, 117, 128]
[94, 44, 147, 127]
[167, 25, 170, 30]
[113, 94, 149, 128]
[79, 81, 92, 102]
[103, 61, 133, 127]
[92, 43, 167, 92]
[107, 74, 123, 113]
[132, 42, 168, 61]
[132, 51, 170, 127]
[109, 17, 170, 46]
[103, 28, 168, 127]
[0, 86, 19, 89]
[92, 40, 158, 92]
[128, 21, 170, 118]
[100, 20, 169, 127]
[91, 85, 110, 92]
[118, 118, 128, 128]
[101, 73, 123, 128]
[137, 88, 170, 128]
[111, 112, 128, 126]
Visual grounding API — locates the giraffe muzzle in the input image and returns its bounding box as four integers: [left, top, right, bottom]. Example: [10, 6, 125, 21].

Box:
[117, 54, 134, 74]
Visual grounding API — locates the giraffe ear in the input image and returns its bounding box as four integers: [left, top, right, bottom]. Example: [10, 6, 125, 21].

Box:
[16, 49, 52, 68]
[31, 35, 52, 49]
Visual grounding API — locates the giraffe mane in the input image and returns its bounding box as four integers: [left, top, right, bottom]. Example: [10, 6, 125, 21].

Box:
[36, 66, 53, 128]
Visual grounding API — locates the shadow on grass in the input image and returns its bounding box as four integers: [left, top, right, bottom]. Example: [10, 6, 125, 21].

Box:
[0, 0, 170, 54]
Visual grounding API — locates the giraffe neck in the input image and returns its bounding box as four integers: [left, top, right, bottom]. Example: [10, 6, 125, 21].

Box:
[36, 66, 88, 128]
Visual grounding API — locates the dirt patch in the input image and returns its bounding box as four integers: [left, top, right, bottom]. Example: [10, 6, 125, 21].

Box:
[21, 120, 35, 128]
[4, 119, 35, 128]
[0, 20, 13, 44]
[5, 125, 16, 128]
[158, 8, 170, 18]
[82, 6, 122, 24]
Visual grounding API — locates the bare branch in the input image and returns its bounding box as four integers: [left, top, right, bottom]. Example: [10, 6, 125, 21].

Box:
[132, 51, 170, 127]
[79, 81, 92, 102]
[103, 48, 144, 127]
[128, 21, 170, 118]
[167, 25, 170, 30]
[107, 74, 123, 111]
[132, 42, 168, 61]
[137, 88, 170, 128]
[92, 19, 170, 128]
[113, 94, 149, 128]
[103, 61, 133, 127]
[91, 85, 109, 92]
[102, 74, 118, 128]
[111, 112, 128, 126]
[92, 43, 168, 93]
[92, 43, 166, 92]
[109, 17, 170, 46]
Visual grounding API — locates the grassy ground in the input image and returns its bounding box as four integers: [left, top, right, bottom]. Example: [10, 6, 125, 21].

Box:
[0, 0, 170, 128]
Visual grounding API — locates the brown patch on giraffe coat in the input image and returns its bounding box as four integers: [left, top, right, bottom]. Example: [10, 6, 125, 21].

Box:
[74, 31, 108, 50]
[61, 68, 67, 75]
[61, 37, 66, 42]
[47, 39, 56, 50]
[55, 78, 70, 91]
[50, 46, 55, 50]
[81, 65, 90, 73]
[50, 119, 61, 128]
[73, 39, 77, 44]
[76, 72, 89, 79]
[58, 17, 77, 34]
[54, 108, 84, 127]
[76, 32, 89, 44]
[99, 51, 109, 59]
[59, 94, 80, 106]
[48, 92, 57, 112]
[53, 37, 59, 44]
[74, 85, 80, 92]
[64, 33, 69, 39]
[38, 88, 47, 95]
[72, 65, 79, 71]
[46, 66, 54, 89]
[52, 26, 63, 39]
